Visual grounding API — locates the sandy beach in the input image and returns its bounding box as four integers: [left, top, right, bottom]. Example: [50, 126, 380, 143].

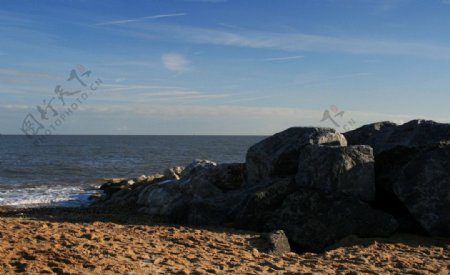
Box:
[0, 206, 448, 274]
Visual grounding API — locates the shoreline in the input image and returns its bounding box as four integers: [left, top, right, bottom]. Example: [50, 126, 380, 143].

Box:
[1, 206, 449, 274]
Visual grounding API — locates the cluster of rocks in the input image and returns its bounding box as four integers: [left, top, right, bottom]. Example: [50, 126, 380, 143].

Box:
[96, 119, 450, 253]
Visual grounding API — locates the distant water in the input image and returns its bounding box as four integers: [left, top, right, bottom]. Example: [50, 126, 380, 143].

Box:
[0, 135, 265, 207]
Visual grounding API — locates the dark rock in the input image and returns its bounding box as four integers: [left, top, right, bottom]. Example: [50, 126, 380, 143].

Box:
[185, 163, 246, 198]
[88, 192, 104, 201]
[250, 230, 291, 256]
[246, 127, 347, 186]
[137, 160, 248, 224]
[99, 178, 130, 197]
[376, 144, 450, 236]
[236, 183, 397, 252]
[270, 189, 398, 252]
[345, 119, 450, 155]
[137, 180, 191, 222]
[235, 178, 296, 231]
[344, 121, 397, 149]
[187, 190, 248, 225]
[296, 145, 375, 201]
[209, 163, 246, 191]
[185, 166, 224, 199]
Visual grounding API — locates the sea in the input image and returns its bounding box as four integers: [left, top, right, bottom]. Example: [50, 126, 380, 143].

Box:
[0, 135, 265, 208]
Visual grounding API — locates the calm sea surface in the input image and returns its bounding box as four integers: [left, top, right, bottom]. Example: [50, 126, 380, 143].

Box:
[0, 135, 265, 207]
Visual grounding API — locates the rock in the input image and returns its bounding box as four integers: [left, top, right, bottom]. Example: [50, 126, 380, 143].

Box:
[236, 181, 397, 252]
[187, 190, 248, 225]
[250, 230, 291, 256]
[376, 144, 450, 236]
[136, 175, 148, 182]
[345, 120, 450, 155]
[185, 166, 224, 199]
[137, 180, 191, 222]
[88, 192, 104, 201]
[270, 189, 398, 252]
[137, 160, 247, 224]
[184, 162, 246, 199]
[209, 163, 246, 191]
[235, 178, 296, 231]
[296, 145, 375, 201]
[180, 159, 217, 179]
[163, 166, 184, 180]
[246, 127, 347, 186]
[344, 121, 397, 149]
[98, 174, 165, 207]
[100, 179, 131, 197]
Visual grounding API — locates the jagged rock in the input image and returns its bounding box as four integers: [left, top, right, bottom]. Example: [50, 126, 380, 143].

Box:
[376, 144, 450, 236]
[296, 145, 375, 201]
[246, 127, 347, 186]
[250, 230, 291, 256]
[345, 119, 450, 155]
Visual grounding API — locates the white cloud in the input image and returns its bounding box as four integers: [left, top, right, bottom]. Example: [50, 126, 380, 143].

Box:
[161, 53, 191, 72]
[95, 13, 186, 26]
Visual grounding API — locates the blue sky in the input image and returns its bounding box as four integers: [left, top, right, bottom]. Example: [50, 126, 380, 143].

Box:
[1, 0, 450, 135]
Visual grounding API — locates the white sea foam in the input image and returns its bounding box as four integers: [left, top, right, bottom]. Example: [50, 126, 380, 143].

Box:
[0, 186, 101, 208]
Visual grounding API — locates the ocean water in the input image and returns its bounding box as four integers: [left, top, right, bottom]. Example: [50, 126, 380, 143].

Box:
[0, 135, 265, 207]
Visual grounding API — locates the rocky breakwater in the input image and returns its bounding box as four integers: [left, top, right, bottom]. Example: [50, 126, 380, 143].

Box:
[96, 120, 450, 253]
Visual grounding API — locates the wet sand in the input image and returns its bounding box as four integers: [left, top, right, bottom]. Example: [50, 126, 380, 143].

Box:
[0, 207, 448, 274]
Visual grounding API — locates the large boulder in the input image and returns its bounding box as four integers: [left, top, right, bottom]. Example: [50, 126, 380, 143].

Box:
[296, 145, 375, 201]
[376, 144, 450, 236]
[186, 162, 246, 199]
[235, 178, 296, 231]
[187, 189, 249, 225]
[273, 189, 398, 252]
[246, 127, 347, 186]
[137, 180, 191, 221]
[345, 120, 450, 155]
[137, 160, 248, 224]
[180, 159, 217, 179]
[236, 185, 398, 252]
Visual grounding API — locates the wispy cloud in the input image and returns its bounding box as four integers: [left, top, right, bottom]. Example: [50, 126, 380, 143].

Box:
[118, 23, 450, 59]
[95, 13, 186, 26]
[0, 67, 60, 80]
[161, 53, 191, 72]
[262, 55, 304, 61]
